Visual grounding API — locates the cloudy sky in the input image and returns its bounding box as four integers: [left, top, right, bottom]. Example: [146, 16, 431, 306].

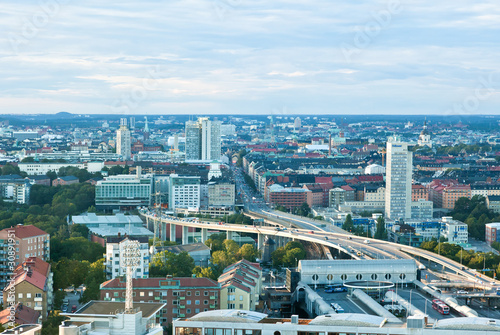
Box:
[0, 0, 499, 115]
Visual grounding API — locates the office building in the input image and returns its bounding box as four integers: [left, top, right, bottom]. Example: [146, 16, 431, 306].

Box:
[116, 124, 132, 160]
[440, 217, 468, 244]
[95, 169, 153, 210]
[104, 236, 149, 280]
[185, 118, 221, 161]
[100, 277, 219, 326]
[385, 136, 413, 220]
[169, 175, 201, 211]
[208, 181, 235, 208]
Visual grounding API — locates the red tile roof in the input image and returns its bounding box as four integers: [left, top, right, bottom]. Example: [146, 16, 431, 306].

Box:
[0, 225, 48, 239]
[0, 303, 40, 325]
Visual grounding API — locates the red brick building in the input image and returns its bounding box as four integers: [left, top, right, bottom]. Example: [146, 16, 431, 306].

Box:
[100, 276, 220, 326]
[52, 175, 79, 186]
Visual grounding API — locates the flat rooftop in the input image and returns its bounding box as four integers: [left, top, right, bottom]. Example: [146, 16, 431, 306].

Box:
[75, 301, 165, 318]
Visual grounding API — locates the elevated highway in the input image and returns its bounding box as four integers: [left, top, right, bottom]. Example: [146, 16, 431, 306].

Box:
[141, 211, 500, 288]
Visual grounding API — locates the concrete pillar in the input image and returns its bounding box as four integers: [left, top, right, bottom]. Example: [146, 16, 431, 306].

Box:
[182, 226, 189, 245]
[227, 230, 234, 241]
[161, 221, 167, 241]
[257, 233, 264, 250]
[169, 223, 176, 242]
[201, 228, 208, 243]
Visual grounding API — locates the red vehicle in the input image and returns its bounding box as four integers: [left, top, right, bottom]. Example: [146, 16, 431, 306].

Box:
[432, 299, 449, 315]
[71, 305, 77, 313]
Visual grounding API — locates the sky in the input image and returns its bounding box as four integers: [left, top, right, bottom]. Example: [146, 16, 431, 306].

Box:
[0, 0, 499, 116]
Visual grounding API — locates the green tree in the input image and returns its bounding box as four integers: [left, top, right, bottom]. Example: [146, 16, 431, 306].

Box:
[238, 244, 260, 262]
[374, 217, 387, 240]
[342, 214, 354, 232]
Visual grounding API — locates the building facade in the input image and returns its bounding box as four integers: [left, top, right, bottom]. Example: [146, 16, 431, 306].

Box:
[100, 277, 220, 327]
[218, 260, 262, 311]
[185, 118, 222, 162]
[104, 236, 149, 280]
[169, 175, 201, 210]
[385, 137, 413, 220]
[208, 181, 235, 208]
[116, 125, 132, 160]
[95, 171, 153, 210]
[0, 225, 50, 289]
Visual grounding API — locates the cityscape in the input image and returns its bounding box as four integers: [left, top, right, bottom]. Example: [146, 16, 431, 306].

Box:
[1, 1, 500, 335]
[0, 114, 499, 335]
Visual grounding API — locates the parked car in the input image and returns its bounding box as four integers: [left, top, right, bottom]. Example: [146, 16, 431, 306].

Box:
[456, 290, 468, 294]
[71, 305, 77, 313]
[364, 239, 370, 244]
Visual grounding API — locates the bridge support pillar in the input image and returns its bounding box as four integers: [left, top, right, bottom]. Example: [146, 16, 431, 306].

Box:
[182, 226, 189, 245]
[257, 233, 264, 250]
[227, 230, 234, 241]
[161, 221, 167, 241]
[201, 228, 208, 243]
[169, 223, 176, 242]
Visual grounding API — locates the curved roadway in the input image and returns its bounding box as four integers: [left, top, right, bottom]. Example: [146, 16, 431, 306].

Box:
[142, 211, 500, 287]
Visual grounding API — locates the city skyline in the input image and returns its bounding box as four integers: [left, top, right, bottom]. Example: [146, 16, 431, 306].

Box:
[0, 1, 499, 115]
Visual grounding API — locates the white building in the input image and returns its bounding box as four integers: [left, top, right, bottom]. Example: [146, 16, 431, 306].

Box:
[364, 164, 385, 175]
[0, 178, 30, 204]
[95, 169, 153, 210]
[105, 236, 150, 279]
[116, 125, 132, 160]
[169, 175, 201, 210]
[298, 259, 417, 285]
[185, 118, 221, 162]
[18, 161, 104, 175]
[418, 120, 432, 148]
[385, 136, 413, 220]
[173, 309, 500, 335]
[59, 301, 165, 335]
[440, 216, 468, 244]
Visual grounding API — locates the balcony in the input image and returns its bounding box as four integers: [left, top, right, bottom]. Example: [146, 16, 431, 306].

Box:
[34, 306, 43, 311]
[178, 314, 185, 318]
[179, 305, 185, 309]
[209, 304, 216, 309]
[209, 296, 216, 300]
[179, 296, 185, 300]
[34, 297, 43, 302]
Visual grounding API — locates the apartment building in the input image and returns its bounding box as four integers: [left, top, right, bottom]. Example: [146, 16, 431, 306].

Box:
[0, 225, 50, 289]
[485, 222, 500, 245]
[442, 185, 471, 209]
[3, 257, 53, 320]
[169, 175, 201, 210]
[440, 217, 468, 244]
[412, 184, 429, 201]
[104, 236, 149, 280]
[218, 260, 262, 311]
[0, 176, 31, 204]
[100, 277, 220, 326]
[267, 184, 311, 209]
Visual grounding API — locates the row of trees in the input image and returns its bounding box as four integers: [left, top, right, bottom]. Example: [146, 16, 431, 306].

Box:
[451, 195, 500, 240]
[420, 240, 500, 279]
[276, 202, 312, 218]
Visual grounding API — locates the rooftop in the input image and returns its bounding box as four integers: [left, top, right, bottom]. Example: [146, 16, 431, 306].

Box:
[73, 301, 165, 318]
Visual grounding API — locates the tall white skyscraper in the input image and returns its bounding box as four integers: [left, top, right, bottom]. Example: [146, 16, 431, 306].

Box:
[116, 125, 131, 160]
[385, 136, 412, 220]
[185, 117, 221, 161]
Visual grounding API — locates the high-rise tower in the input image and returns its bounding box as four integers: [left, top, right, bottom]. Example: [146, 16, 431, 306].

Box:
[116, 125, 131, 160]
[185, 117, 221, 161]
[385, 136, 412, 220]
